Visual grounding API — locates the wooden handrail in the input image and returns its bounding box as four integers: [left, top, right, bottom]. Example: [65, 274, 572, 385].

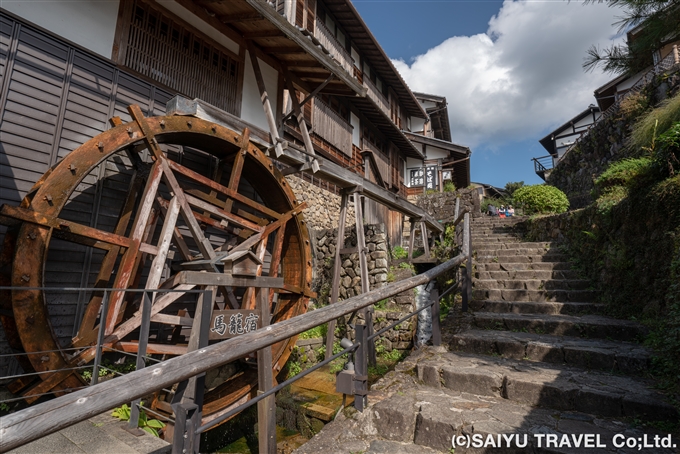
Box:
[0, 252, 467, 452]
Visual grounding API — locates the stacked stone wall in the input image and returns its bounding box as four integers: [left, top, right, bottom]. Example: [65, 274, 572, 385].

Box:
[286, 175, 355, 230]
[415, 188, 482, 222]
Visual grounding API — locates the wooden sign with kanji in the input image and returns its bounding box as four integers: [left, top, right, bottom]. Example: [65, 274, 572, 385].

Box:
[209, 309, 260, 340]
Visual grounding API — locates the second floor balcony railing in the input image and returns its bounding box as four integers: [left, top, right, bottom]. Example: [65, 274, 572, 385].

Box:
[362, 140, 391, 186]
[312, 97, 353, 156]
[315, 20, 354, 75]
[364, 76, 390, 119]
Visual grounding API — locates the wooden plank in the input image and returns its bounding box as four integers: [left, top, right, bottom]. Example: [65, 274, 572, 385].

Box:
[0, 254, 466, 452]
[283, 67, 318, 173]
[256, 287, 276, 454]
[105, 159, 163, 335]
[116, 342, 187, 356]
[408, 217, 418, 262]
[150, 313, 193, 327]
[420, 221, 430, 259]
[325, 191, 347, 360]
[175, 271, 284, 288]
[246, 41, 284, 158]
[165, 158, 281, 221]
[0, 205, 132, 249]
[230, 202, 307, 254]
[144, 196, 180, 292]
[184, 193, 265, 233]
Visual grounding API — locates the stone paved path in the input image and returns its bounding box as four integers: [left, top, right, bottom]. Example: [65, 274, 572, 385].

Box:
[293, 216, 680, 453]
[7, 412, 170, 454]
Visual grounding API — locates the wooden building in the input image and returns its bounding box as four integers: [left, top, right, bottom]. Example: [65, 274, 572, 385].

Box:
[0, 0, 448, 375]
[403, 92, 471, 199]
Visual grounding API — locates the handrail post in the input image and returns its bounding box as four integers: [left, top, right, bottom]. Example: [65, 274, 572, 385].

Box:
[430, 288, 441, 347]
[91, 290, 109, 386]
[172, 402, 199, 454]
[461, 213, 471, 313]
[353, 323, 368, 412]
[129, 289, 152, 433]
[257, 287, 276, 454]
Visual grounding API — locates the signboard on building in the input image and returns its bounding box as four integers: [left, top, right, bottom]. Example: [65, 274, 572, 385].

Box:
[442, 170, 452, 181]
[409, 168, 424, 186]
[425, 166, 438, 190]
[209, 310, 260, 340]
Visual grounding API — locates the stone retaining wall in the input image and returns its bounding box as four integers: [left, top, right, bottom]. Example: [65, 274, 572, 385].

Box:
[286, 175, 355, 230]
[415, 188, 482, 222]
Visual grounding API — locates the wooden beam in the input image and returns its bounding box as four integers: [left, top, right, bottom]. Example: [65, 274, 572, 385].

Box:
[324, 191, 348, 360]
[218, 12, 262, 24]
[246, 41, 284, 158]
[169, 271, 284, 288]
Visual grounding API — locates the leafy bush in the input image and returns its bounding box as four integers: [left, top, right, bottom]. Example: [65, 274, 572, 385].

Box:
[512, 185, 569, 214]
[593, 157, 655, 194]
[111, 403, 165, 437]
[653, 122, 680, 178]
[391, 246, 407, 260]
[629, 91, 680, 153]
[443, 181, 456, 193]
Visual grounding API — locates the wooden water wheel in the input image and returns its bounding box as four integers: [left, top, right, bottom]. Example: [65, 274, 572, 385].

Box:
[0, 105, 313, 427]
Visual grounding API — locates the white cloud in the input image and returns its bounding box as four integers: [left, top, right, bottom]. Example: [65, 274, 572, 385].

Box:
[393, 0, 625, 148]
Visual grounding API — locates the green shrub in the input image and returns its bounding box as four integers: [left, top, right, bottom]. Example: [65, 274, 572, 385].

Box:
[391, 246, 407, 260]
[653, 122, 680, 178]
[629, 91, 680, 153]
[504, 181, 524, 197]
[443, 181, 456, 193]
[512, 185, 569, 214]
[594, 157, 655, 193]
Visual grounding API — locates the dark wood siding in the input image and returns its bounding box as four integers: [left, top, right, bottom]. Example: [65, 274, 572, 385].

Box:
[0, 12, 177, 361]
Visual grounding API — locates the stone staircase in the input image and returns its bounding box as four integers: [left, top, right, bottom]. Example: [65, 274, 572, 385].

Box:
[294, 216, 679, 454]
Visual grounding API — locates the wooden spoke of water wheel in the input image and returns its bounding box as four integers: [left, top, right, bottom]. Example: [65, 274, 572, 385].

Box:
[0, 106, 313, 426]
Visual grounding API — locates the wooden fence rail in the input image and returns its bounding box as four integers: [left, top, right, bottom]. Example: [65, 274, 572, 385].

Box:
[0, 251, 466, 452]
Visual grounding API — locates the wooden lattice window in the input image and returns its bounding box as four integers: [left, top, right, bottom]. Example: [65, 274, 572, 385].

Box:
[115, 0, 241, 115]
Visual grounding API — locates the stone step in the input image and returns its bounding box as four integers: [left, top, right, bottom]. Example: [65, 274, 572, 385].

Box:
[469, 300, 605, 315]
[476, 262, 574, 271]
[476, 269, 582, 280]
[471, 236, 523, 243]
[472, 288, 597, 302]
[472, 312, 647, 341]
[450, 329, 651, 375]
[475, 253, 569, 263]
[474, 241, 554, 251]
[415, 352, 678, 423]
[474, 278, 592, 291]
[477, 248, 561, 257]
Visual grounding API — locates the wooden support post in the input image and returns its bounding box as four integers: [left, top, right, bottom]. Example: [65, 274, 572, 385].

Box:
[283, 68, 319, 173]
[325, 191, 348, 360]
[354, 323, 368, 412]
[180, 288, 214, 411]
[128, 290, 153, 434]
[246, 42, 284, 158]
[408, 217, 418, 262]
[353, 192, 375, 365]
[430, 288, 441, 347]
[257, 288, 276, 454]
[420, 221, 430, 259]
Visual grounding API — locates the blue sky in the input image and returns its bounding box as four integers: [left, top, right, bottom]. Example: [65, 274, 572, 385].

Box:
[353, 0, 624, 189]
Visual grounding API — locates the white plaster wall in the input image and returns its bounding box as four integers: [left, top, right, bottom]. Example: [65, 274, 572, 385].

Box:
[351, 112, 360, 146]
[3, 0, 120, 58]
[419, 100, 437, 109]
[425, 147, 448, 161]
[158, 1, 240, 55]
[616, 68, 647, 92]
[411, 117, 426, 132]
[406, 157, 423, 169]
[241, 53, 279, 132]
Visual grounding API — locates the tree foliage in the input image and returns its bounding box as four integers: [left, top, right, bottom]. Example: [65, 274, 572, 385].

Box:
[582, 0, 680, 75]
[504, 181, 525, 197]
[512, 185, 570, 214]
